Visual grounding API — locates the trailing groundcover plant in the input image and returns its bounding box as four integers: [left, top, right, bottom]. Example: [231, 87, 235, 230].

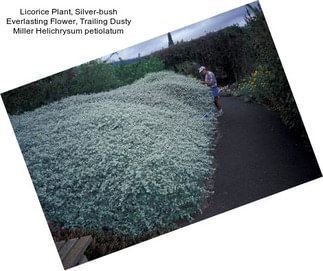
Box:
[10, 71, 216, 235]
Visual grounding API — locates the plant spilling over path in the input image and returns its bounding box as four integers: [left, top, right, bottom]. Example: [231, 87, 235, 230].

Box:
[10, 71, 216, 235]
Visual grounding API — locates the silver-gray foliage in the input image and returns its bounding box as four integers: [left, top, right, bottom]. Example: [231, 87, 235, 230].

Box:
[10, 71, 217, 235]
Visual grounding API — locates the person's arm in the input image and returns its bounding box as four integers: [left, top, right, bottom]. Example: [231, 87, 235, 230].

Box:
[200, 72, 209, 85]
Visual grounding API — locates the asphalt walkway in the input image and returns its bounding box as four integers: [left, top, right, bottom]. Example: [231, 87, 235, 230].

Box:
[194, 96, 321, 222]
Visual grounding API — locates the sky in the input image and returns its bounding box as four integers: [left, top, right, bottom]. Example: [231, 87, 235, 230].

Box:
[104, 1, 258, 62]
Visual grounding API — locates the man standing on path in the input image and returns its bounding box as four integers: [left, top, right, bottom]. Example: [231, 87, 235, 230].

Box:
[199, 66, 224, 116]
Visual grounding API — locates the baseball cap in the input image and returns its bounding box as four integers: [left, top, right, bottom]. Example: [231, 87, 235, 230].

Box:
[198, 66, 206, 73]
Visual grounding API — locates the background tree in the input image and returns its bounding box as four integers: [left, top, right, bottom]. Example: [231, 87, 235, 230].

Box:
[168, 32, 174, 47]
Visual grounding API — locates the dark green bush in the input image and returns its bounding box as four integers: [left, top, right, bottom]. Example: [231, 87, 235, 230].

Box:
[153, 25, 255, 84]
[1, 56, 164, 115]
[174, 60, 200, 77]
[237, 3, 304, 132]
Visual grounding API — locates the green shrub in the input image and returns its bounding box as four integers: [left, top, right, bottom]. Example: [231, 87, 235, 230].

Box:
[240, 3, 304, 132]
[236, 66, 270, 102]
[174, 61, 200, 78]
[236, 65, 303, 130]
[153, 25, 254, 84]
[1, 56, 165, 115]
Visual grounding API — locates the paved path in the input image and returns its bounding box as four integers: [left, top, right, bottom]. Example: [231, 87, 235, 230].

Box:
[194, 96, 321, 222]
